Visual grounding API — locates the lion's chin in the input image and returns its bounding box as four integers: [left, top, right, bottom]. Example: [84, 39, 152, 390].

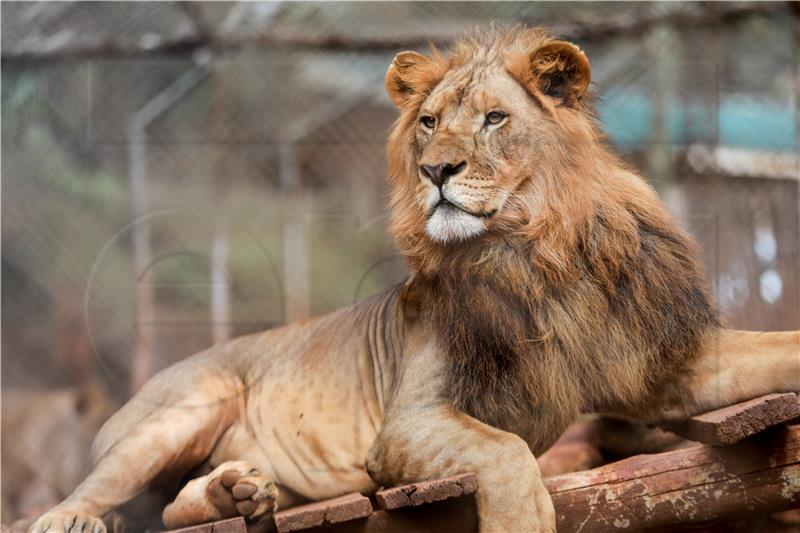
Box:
[425, 205, 486, 243]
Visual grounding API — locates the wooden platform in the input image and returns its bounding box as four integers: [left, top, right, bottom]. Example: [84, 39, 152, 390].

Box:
[6, 394, 797, 533]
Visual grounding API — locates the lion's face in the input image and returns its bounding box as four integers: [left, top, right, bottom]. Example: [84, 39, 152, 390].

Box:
[385, 28, 591, 251]
[412, 67, 544, 243]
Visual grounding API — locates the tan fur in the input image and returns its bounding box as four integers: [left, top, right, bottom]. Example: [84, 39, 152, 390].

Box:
[31, 25, 799, 533]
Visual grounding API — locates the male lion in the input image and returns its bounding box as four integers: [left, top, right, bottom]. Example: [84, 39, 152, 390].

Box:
[31, 25, 799, 533]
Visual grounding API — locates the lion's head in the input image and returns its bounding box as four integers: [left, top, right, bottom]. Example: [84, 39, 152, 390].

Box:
[385, 25, 612, 273]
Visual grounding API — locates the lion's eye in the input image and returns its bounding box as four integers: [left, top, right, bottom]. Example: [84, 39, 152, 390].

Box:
[485, 111, 508, 126]
[420, 115, 437, 130]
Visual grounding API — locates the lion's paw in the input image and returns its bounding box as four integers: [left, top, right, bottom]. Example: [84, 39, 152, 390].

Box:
[28, 509, 106, 533]
[207, 466, 277, 523]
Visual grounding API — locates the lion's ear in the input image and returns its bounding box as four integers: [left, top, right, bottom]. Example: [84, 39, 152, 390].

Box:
[385, 51, 434, 108]
[513, 41, 591, 107]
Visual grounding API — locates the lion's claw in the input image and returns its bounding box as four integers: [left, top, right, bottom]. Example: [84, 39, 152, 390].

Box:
[28, 509, 106, 533]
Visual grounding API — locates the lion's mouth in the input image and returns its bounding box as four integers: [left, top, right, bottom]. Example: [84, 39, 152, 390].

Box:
[433, 197, 497, 219]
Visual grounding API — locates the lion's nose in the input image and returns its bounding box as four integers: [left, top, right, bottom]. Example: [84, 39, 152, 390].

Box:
[420, 161, 467, 188]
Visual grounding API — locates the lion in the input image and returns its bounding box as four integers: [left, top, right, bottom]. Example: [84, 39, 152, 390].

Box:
[30, 25, 799, 533]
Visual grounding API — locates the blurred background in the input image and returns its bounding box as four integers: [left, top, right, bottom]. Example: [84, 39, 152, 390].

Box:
[2, 1, 798, 528]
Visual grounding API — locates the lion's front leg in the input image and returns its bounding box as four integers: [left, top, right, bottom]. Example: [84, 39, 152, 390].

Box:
[693, 329, 799, 407]
[367, 406, 555, 533]
[686, 329, 799, 414]
[648, 329, 800, 423]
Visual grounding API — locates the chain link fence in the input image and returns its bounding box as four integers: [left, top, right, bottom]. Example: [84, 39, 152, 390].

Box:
[2, 1, 798, 526]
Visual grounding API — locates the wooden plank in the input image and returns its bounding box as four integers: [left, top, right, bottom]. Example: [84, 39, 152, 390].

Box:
[274, 492, 373, 533]
[160, 517, 247, 533]
[375, 473, 478, 510]
[686, 393, 800, 445]
[359, 497, 477, 533]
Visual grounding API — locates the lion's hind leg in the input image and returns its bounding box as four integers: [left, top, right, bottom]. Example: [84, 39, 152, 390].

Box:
[29, 379, 240, 533]
[162, 461, 278, 530]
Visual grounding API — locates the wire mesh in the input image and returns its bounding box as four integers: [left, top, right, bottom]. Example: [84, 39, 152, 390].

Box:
[1, 2, 798, 528]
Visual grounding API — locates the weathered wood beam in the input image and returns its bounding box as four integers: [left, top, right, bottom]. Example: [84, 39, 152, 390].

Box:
[375, 473, 477, 511]
[274, 492, 373, 532]
[685, 392, 800, 445]
[158, 516, 246, 532]
[546, 424, 800, 532]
